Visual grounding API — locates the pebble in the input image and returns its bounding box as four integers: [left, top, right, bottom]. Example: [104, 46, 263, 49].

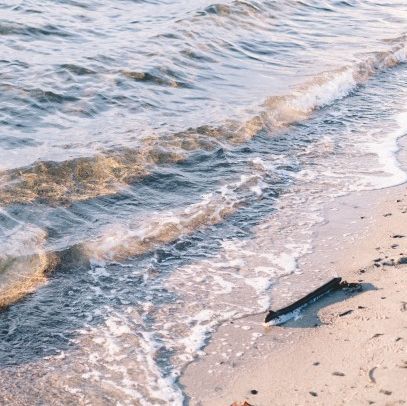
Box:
[379, 389, 392, 396]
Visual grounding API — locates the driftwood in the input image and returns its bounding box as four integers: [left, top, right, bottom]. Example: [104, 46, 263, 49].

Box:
[265, 277, 360, 324]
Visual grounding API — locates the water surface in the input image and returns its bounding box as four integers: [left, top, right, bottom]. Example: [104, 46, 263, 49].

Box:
[1, 1, 407, 404]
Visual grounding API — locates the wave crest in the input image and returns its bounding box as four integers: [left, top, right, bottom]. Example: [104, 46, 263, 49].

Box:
[0, 226, 58, 309]
[0, 37, 405, 207]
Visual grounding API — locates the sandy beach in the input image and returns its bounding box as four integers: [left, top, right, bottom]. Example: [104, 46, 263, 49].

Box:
[182, 150, 407, 405]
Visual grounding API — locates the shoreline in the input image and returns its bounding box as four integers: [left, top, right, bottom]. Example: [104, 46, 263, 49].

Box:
[181, 145, 407, 405]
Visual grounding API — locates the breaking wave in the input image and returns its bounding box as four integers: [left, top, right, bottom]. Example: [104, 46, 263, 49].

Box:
[0, 226, 57, 309]
[82, 171, 266, 261]
[0, 166, 268, 308]
[0, 37, 405, 206]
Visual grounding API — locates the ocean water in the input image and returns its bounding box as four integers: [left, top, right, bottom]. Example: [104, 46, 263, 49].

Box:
[0, 1, 407, 404]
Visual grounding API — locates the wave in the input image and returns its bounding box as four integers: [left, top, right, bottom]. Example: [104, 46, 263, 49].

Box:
[82, 170, 266, 261]
[0, 22, 75, 38]
[0, 226, 57, 309]
[201, 1, 263, 17]
[0, 167, 267, 309]
[0, 145, 183, 205]
[121, 69, 192, 89]
[59, 64, 96, 76]
[0, 36, 405, 207]
[260, 40, 407, 128]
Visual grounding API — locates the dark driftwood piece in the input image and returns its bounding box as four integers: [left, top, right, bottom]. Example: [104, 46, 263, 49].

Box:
[265, 277, 343, 324]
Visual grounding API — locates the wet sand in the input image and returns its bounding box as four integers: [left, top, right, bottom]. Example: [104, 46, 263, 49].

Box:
[182, 157, 407, 404]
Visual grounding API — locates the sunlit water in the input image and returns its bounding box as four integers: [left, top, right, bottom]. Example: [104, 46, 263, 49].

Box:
[1, 1, 407, 404]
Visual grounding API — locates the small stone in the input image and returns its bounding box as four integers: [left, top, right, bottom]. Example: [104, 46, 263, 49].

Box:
[382, 261, 394, 266]
[398, 257, 407, 264]
[250, 389, 258, 395]
[379, 389, 392, 396]
[332, 371, 345, 376]
[339, 310, 353, 317]
[309, 391, 318, 397]
[371, 333, 384, 339]
[313, 362, 320, 366]
[369, 367, 377, 383]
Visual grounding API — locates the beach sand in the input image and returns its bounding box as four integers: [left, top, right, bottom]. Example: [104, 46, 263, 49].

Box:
[182, 150, 407, 405]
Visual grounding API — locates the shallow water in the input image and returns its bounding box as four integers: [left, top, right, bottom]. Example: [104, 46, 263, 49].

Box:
[1, 1, 407, 404]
